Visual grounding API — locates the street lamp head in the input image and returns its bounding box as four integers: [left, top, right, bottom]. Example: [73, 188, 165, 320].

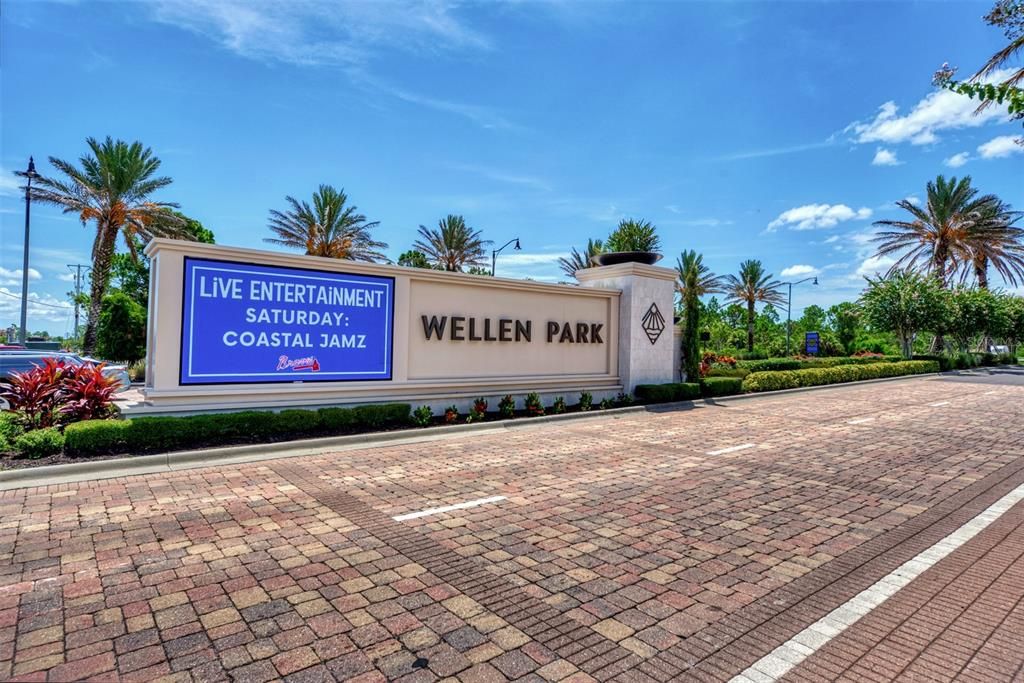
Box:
[16, 157, 39, 180]
[514, 239, 521, 251]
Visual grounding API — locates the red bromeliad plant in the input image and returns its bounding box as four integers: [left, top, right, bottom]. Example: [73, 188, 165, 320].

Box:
[0, 358, 118, 429]
[60, 363, 119, 422]
[0, 358, 65, 428]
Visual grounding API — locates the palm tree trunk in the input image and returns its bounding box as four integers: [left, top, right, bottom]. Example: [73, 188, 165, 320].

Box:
[975, 256, 989, 289]
[930, 246, 949, 354]
[746, 301, 755, 352]
[975, 258, 993, 352]
[82, 222, 118, 355]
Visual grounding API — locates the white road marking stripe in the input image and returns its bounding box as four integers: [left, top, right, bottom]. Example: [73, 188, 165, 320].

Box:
[393, 495, 507, 521]
[707, 443, 756, 456]
[731, 481, 1024, 682]
[929, 401, 951, 407]
[847, 417, 875, 424]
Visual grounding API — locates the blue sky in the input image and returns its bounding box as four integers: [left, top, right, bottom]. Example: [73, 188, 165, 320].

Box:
[2, 0, 1022, 335]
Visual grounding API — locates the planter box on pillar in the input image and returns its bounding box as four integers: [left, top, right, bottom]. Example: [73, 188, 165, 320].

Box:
[577, 262, 676, 392]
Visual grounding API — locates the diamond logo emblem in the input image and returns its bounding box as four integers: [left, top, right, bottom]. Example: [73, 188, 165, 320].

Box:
[641, 302, 665, 345]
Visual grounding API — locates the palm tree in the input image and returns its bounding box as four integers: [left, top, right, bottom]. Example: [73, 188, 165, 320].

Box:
[955, 200, 1024, 289]
[30, 137, 189, 354]
[266, 185, 388, 262]
[675, 249, 723, 299]
[677, 250, 721, 379]
[724, 260, 785, 352]
[413, 215, 490, 272]
[871, 176, 998, 285]
[558, 239, 604, 279]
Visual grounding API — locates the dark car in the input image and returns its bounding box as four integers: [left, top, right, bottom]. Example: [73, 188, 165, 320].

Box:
[0, 351, 131, 390]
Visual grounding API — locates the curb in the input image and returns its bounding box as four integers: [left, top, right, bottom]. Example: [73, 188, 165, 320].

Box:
[0, 371, 944, 490]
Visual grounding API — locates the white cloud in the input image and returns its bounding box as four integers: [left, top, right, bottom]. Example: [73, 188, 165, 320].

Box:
[149, 0, 490, 67]
[447, 163, 550, 190]
[491, 251, 569, 282]
[977, 135, 1024, 159]
[0, 169, 22, 197]
[780, 264, 819, 278]
[847, 69, 1014, 145]
[944, 152, 970, 168]
[146, 1, 517, 131]
[0, 287, 73, 323]
[854, 255, 897, 279]
[57, 272, 78, 282]
[0, 267, 41, 285]
[871, 148, 902, 166]
[766, 203, 872, 232]
[676, 218, 734, 227]
[823, 235, 840, 244]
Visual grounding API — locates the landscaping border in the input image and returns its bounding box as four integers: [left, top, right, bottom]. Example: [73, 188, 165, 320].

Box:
[0, 370, 951, 490]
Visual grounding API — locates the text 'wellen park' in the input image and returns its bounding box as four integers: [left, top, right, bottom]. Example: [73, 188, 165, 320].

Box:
[421, 316, 604, 344]
[195, 275, 386, 350]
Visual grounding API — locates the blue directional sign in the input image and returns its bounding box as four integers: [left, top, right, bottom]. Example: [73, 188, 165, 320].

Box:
[179, 257, 394, 385]
[805, 331, 820, 355]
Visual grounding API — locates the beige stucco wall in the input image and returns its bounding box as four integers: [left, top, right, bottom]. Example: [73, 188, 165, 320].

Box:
[140, 239, 622, 413]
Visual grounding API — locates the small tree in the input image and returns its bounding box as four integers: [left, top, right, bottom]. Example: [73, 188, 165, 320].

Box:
[95, 291, 147, 362]
[945, 287, 997, 352]
[1002, 295, 1024, 353]
[860, 271, 946, 358]
[827, 302, 862, 355]
[397, 250, 435, 269]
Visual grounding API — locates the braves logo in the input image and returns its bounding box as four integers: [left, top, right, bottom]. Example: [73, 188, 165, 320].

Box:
[276, 355, 321, 372]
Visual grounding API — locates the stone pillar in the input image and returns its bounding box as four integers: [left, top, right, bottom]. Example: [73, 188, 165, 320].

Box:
[577, 262, 677, 392]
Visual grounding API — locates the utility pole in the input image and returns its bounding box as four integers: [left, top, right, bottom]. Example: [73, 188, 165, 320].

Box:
[67, 264, 90, 340]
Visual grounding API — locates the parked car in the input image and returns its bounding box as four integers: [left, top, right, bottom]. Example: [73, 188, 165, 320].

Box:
[0, 350, 131, 391]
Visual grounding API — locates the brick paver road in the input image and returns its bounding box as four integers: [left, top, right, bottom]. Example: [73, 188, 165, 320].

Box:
[1, 372, 1023, 682]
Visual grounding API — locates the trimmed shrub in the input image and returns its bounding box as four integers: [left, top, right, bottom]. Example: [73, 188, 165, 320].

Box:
[705, 366, 750, 378]
[0, 413, 24, 452]
[634, 382, 701, 403]
[63, 403, 413, 458]
[552, 396, 567, 414]
[700, 377, 743, 397]
[578, 392, 593, 411]
[736, 356, 902, 373]
[318, 407, 356, 432]
[741, 360, 939, 393]
[737, 358, 802, 372]
[64, 419, 132, 456]
[14, 427, 64, 459]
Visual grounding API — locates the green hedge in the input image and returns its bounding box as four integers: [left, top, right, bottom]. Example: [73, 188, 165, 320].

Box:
[14, 427, 64, 459]
[736, 355, 902, 372]
[634, 382, 701, 403]
[700, 377, 744, 397]
[64, 403, 411, 458]
[913, 353, 1018, 371]
[741, 360, 939, 393]
[705, 366, 750, 378]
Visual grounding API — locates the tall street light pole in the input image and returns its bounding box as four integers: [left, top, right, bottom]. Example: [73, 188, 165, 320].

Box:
[14, 157, 40, 345]
[491, 237, 521, 276]
[783, 276, 818, 355]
